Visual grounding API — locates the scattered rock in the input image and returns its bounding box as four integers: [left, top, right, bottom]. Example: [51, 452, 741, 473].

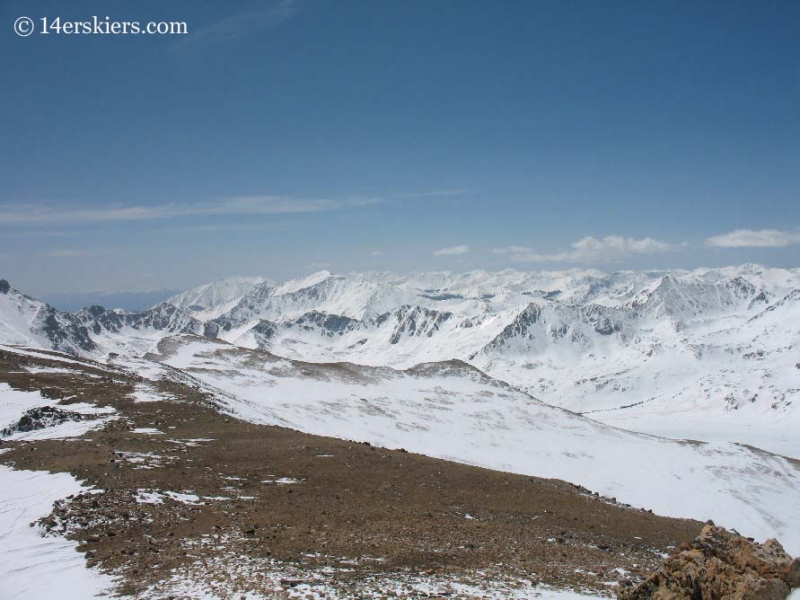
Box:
[619, 525, 800, 600]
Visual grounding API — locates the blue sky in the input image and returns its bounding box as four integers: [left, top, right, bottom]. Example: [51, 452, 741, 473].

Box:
[1, 0, 799, 300]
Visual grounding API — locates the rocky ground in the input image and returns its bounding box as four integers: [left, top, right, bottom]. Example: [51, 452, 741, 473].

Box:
[0, 348, 706, 598]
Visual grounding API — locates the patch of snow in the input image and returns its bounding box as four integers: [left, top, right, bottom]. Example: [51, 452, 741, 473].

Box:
[23, 366, 79, 375]
[0, 466, 115, 599]
[3, 419, 112, 442]
[168, 438, 213, 447]
[114, 451, 171, 470]
[132, 427, 163, 435]
[163, 491, 202, 505]
[131, 383, 172, 403]
[134, 490, 164, 504]
[262, 477, 304, 485]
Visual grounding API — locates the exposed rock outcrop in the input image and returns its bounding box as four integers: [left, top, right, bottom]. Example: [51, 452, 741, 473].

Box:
[1, 406, 84, 437]
[620, 525, 800, 600]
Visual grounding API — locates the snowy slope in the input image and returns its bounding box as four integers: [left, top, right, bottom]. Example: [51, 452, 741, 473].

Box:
[0, 280, 47, 346]
[148, 335, 800, 556]
[165, 276, 270, 311]
[471, 281, 800, 457]
[0, 467, 115, 599]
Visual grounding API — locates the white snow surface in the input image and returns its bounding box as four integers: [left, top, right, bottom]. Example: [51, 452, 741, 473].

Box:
[164, 276, 271, 319]
[131, 383, 173, 403]
[0, 466, 115, 598]
[153, 336, 800, 556]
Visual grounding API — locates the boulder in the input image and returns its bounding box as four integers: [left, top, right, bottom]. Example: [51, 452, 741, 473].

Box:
[619, 525, 799, 600]
[1, 406, 84, 437]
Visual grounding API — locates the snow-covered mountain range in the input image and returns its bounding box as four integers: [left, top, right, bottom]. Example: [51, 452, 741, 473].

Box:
[2, 265, 800, 553]
[165, 266, 800, 457]
[2, 265, 799, 455]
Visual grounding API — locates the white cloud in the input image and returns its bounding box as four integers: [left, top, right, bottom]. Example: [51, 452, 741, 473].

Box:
[505, 235, 683, 264]
[369, 250, 385, 257]
[0, 196, 363, 226]
[705, 228, 800, 248]
[393, 189, 469, 199]
[40, 250, 88, 258]
[0, 190, 466, 227]
[433, 245, 470, 256]
[491, 245, 533, 255]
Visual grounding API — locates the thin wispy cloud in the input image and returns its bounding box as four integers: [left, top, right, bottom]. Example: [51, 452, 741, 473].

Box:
[177, 0, 299, 47]
[392, 189, 470, 199]
[306, 261, 331, 270]
[497, 235, 684, 264]
[0, 230, 77, 239]
[705, 228, 800, 248]
[491, 245, 534, 255]
[155, 222, 278, 235]
[433, 245, 470, 256]
[1, 203, 177, 225]
[0, 190, 462, 227]
[369, 250, 385, 257]
[40, 249, 90, 258]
